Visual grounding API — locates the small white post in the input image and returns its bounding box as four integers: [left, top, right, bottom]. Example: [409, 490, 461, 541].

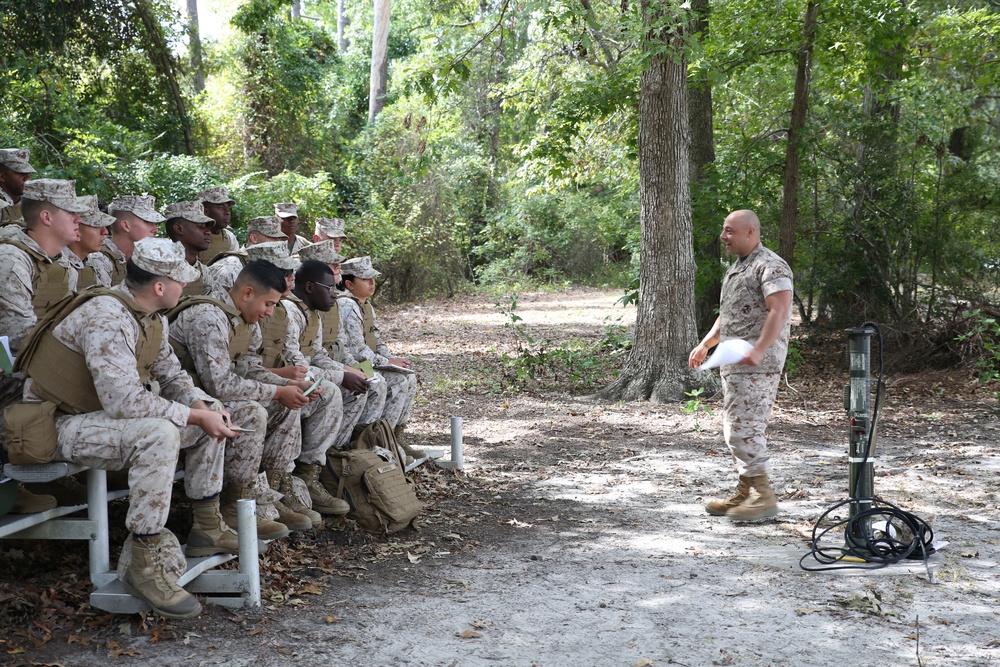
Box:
[237, 498, 261, 607]
[450, 416, 464, 471]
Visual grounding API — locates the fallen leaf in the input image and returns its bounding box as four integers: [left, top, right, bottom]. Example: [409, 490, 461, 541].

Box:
[458, 630, 482, 639]
[324, 616, 340, 624]
[795, 607, 826, 615]
[407, 551, 423, 564]
[633, 659, 654, 667]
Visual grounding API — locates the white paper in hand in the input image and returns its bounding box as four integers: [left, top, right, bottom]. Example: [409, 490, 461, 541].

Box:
[698, 338, 753, 371]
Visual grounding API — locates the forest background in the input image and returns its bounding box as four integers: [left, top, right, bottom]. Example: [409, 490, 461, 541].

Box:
[3, 0, 1000, 379]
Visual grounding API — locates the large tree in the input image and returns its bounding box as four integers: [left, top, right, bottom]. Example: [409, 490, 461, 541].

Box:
[599, 0, 699, 402]
[369, 0, 391, 121]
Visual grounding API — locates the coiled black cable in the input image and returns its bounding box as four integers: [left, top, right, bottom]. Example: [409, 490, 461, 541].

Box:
[799, 322, 936, 573]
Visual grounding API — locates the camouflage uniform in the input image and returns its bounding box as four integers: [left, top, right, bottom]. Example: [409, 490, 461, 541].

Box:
[180, 258, 210, 297]
[338, 296, 415, 428]
[86, 237, 128, 288]
[204, 253, 246, 294]
[168, 289, 303, 475]
[0, 230, 78, 353]
[198, 228, 240, 266]
[24, 284, 226, 535]
[289, 235, 311, 255]
[284, 296, 365, 452]
[718, 243, 793, 477]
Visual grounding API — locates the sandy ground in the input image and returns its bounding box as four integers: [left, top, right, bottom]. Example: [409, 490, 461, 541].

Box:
[6, 287, 1000, 667]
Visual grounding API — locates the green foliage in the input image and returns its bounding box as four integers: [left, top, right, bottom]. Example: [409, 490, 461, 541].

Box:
[682, 387, 713, 430]
[114, 154, 226, 205]
[784, 342, 804, 376]
[491, 291, 622, 393]
[227, 170, 341, 231]
[956, 310, 1000, 396]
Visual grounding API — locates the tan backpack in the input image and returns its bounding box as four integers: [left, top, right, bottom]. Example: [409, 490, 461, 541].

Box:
[320, 420, 422, 534]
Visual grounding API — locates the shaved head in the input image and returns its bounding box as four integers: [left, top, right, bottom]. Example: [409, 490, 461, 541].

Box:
[727, 210, 759, 235]
[720, 209, 761, 258]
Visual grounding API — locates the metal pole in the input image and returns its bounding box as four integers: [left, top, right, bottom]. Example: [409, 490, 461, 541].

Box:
[450, 417, 464, 471]
[237, 498, 261, 607]
[844, 327, 875, 555]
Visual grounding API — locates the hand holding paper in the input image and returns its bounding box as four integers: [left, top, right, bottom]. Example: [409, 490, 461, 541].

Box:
[698, 338, 753, 371]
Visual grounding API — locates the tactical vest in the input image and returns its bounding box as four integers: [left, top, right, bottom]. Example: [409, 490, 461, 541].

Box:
[99, 243, 127, 286]
[319, 306, 343, 361]
[0, 238, 72, 319]
[347, 297, 379, 352]
[258, 301, 290, 369]
[17, 288, 162, 415]
[207, 249, 248, 268]
[180, 270, 206, 298]
[0, 202, 23, 227]
[167, 296, 253, 383]
[199, 231, 235, 265]
[286, 296, 321, 358]
[76, 265, 99, 290]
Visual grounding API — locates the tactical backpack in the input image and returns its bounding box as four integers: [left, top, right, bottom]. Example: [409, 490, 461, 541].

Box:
[320, 419, 422, 534]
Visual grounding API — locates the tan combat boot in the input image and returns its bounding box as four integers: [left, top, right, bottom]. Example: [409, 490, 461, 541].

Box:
[221, 483, 290, 540]
[293, 462, 350, 515]
[120, 534, 202, 619]
[10, 483, 56, 513]
[705, 476, 752, 516]
[394, 423, 427, 459]
[266, 470, 317, 531]
[186, 497, 240, 557]
[725, 475, 779, 522]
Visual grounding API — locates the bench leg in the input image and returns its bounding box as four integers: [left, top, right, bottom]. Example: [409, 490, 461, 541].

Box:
[86, 468, 114, 586]
[236, 498, 261, 607]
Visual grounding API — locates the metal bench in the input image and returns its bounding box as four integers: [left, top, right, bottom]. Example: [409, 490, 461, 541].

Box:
[0, 462, 261, 613]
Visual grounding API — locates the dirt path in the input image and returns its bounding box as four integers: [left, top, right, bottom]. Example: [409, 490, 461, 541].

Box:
[7, 287, 1000, 666]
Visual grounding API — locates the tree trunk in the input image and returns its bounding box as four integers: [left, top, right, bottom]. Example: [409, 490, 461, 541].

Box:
[778, 0, 818, 270]
[369, 0, 391, 122]
[598, 1, 699, 403]
[687, 0, 721, 335]
[131, 0, 195, 154]
[185, 0, 205, 93]
[337, 0, 351, 52]
[291, 0, 301, 19]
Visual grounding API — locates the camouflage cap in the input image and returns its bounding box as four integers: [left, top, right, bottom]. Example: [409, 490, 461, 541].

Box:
[340, 255, 381, 280]
[273, 202, 298, 219]
[0, 148, 36, 174]
[314, 217, 346, 238]
[22, 179, 89, 213]
[163, 200, 214, 225]
[297, 239, 344, 265]
[79, 195, 114, 228]
[247, 215, 287, 239]
[247, 240, 300, 271]
[197, 186, 236, 205]
[132, 238, 201, 283]
[108, 195, 166, 223]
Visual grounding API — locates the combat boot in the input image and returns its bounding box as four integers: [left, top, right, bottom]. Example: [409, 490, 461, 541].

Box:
[293, 462, 350, 515]
[394, 423, 427, 459]
[705, 476, 751, 516]
[266, 470, 317, 531]
[10, 483, 56, 513]
[120, 534, 202, 620]
[221, 483, 290, 541]
[725, 475, 779, 522]
[28, 475, 88, 506]
[186, 497, 240, 557]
